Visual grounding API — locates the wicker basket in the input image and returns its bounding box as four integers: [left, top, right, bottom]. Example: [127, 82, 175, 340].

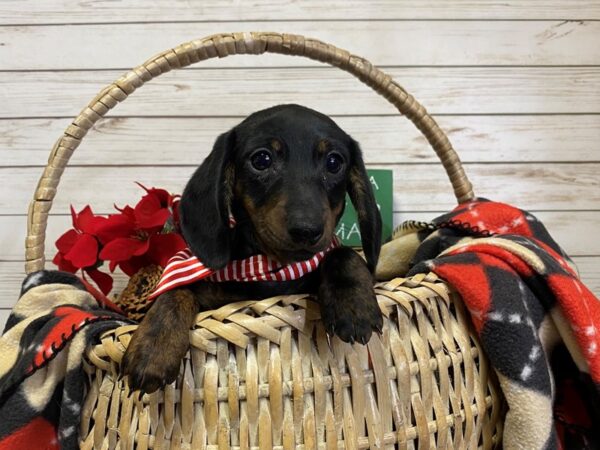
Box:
[25, 33, 505, 449]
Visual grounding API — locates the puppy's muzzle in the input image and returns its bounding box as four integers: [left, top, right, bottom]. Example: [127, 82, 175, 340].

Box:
[288, 222, 324, 246]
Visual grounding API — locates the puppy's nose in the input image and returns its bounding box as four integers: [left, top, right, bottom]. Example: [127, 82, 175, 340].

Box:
[288, 224, 323, 245]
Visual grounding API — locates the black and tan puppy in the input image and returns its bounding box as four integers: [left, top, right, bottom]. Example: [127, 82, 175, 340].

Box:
[122, 104, 383, 394]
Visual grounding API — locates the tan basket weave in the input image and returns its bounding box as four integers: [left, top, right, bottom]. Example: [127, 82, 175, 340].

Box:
[25, 33, 504, 449]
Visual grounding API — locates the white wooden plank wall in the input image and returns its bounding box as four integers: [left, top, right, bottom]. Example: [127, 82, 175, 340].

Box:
[1, 1, 599, 330]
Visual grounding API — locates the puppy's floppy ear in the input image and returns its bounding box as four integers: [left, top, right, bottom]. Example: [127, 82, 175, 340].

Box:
[347, 139, 382, 273]
[179, 130, 236, 269]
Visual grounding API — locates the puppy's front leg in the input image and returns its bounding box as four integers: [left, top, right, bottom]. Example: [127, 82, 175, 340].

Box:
[122, 288, 199, 394]
[318, 247, 383, 344]
[122, 282, 246, 394]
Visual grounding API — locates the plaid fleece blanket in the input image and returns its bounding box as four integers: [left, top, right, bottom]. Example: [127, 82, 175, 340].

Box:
[381, 198, 600, 449]
[0, 272, 128, 450]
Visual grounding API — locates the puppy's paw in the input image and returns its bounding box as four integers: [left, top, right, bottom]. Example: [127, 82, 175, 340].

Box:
[121, 326, 188, 395]
[318, 246, 383, 345]
[319, 279, 383, 345]
[120, 289, 198, 395]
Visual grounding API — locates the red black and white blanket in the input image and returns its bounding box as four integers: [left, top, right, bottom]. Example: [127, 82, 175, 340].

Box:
[397, 198, 600, 449]
[0, 272, 128, 450]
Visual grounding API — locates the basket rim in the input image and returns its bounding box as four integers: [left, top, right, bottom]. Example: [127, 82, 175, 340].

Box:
[87, 272, 452, 362]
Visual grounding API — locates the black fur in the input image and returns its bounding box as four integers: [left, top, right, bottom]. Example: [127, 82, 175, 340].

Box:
[179, 104, 381, 268]
[179, 131, 237, 269]
[123, 104, 384, 394]
[347, 139, 382, 272]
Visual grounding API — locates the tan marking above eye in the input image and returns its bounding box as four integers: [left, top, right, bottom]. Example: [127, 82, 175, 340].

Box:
[270, 139, 282, 151]
[317, 139, 330, 154]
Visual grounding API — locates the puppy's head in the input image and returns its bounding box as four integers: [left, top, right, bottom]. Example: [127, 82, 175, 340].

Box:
[180, 104, 382, 272]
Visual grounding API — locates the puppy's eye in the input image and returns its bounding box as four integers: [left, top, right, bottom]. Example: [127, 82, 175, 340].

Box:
[250, 149, 273, 171]
[326, 152, 343, 174]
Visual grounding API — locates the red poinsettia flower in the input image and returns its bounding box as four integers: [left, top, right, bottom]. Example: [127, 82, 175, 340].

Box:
[52, 206, 113, 294]
[97, 184, 186, 276]
[53, 183, 185, 294]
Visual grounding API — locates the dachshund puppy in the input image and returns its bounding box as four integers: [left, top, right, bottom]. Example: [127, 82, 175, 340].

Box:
[122, 104, 383, 394]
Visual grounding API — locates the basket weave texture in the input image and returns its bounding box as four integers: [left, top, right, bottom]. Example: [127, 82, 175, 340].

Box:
[25, 33, 504, 449]
[84, 274, 503, 449]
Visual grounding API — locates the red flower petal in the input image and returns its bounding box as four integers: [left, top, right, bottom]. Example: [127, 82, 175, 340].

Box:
[99, 237, 149, 262]
[171, 199, 181, 228]
[52, 252, 78, 273]
[109, 259, 119, 273]
[70, 205, 78, 230]
[134, 194, 160, 223]
[132, 238, 150, 256]
[135, 194, 171, 229]
[85, 268, 114, 295]
[146, 233, 187, 267]
[80, 271, 123, 313]
[64, 234, 99, 268]
[77, 205, 99, 234]
[135, 182, 171, 206]
[136, 192, 160, 212]
[95, 214, 136, 244]
[119, 256, 149, 277]
[76, 205, 94, 231]
[114, 203, 136, 219]
[143, 209, 171, 230]
[73, 205, 89, 229]
[55, 229, 79, 253]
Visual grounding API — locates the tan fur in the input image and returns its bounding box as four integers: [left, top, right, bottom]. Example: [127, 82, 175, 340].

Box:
[223, 163, 235, 210]
[316, 139, 330, 154]
[270, 139, 282, 152]
[241, 189, 342, 263]
[122, 289, 198, 393]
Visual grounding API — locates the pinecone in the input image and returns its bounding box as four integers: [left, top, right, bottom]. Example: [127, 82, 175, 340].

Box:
[115, 265, 162, 321]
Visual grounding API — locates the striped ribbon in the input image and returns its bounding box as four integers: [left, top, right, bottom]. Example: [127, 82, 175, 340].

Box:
[148, 238, 339, 299]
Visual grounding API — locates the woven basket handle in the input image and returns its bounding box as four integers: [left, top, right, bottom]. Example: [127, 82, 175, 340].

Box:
[25, 32, 474, 273]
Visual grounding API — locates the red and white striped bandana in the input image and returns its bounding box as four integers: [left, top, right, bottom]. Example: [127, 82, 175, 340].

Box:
[148, 238, 339, 300]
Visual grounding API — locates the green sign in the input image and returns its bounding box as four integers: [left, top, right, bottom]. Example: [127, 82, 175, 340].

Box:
[335, 169, 393, 247]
